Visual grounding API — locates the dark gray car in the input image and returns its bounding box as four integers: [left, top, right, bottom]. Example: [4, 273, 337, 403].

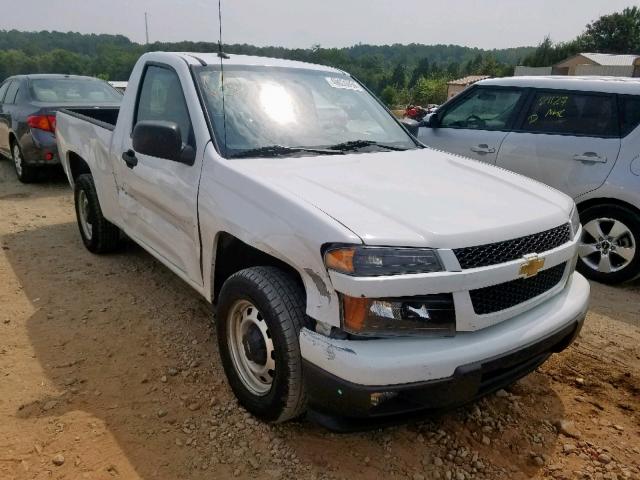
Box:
[0, 74, 122, 182]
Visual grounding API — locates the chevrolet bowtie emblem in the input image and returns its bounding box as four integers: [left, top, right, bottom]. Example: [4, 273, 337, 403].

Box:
[519, 254, 545, 278]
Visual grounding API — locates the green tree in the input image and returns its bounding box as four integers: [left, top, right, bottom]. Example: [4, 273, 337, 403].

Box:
[522, 36, 580, 67]
[390, 63, 406, 89]
[412, 77, 447, 105]
[581, 6, 640, 53]
[409, 57, 430, 87]
[380, 85, 398, 106]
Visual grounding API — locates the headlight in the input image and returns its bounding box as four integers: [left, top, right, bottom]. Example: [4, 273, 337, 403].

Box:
[342, 294, 455, 337]
[570, 205, 581, 237]
[324, 245, 443, 276]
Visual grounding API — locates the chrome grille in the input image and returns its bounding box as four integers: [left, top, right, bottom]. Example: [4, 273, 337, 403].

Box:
[454, 224, 571, 269]
[469, 263, 566, 315]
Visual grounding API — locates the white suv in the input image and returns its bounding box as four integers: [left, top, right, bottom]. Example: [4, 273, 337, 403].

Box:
[418, 76, 640, 284]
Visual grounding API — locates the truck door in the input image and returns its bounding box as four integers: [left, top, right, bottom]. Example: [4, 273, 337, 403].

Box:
[418, 86, 525, 164]
[496, 89, 621, 199]
[114, 63, 204, 285]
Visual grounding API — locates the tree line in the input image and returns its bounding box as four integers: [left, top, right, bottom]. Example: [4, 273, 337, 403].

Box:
[0, 29, 529, 106]
[0, 7, 636, 107]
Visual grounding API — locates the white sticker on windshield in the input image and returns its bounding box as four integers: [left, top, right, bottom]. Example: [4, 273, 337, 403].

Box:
[325, 77, 364, 91]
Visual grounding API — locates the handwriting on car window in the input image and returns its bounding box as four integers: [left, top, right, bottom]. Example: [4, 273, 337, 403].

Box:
[528, 95, 569, 125]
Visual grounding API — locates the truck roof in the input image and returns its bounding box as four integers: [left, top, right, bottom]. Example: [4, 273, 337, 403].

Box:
[479, 75, 640, 95]
[166, 51, 344, 74]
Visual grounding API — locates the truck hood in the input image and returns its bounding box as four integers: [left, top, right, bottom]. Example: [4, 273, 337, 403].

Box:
[232, 148, 574, 249]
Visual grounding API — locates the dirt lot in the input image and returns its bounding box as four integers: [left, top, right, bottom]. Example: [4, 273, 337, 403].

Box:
[0, 160, 638, 480]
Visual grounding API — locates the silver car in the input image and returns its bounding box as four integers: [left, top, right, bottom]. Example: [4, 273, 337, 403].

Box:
[418, 76, 640, 284]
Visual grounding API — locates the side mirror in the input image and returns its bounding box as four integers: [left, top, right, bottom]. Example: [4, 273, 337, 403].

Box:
[400, 117, 421, 136]
[132, 120, 195, 164]
[426, 112, 440, 128]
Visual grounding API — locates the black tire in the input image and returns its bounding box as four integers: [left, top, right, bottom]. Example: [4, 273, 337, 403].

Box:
[11, 140, 37, 183]
[216, 266, 307, 423]
[73, 174, 121, 253]
[577, 203, 640, 284]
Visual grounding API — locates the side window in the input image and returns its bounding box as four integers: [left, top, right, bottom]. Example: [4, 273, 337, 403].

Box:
[440, 88, 523, 130]
[0, 81, 10, 103]
[4, 81, 19, 104]
[619, 95, 640, 137]
[522, 91, 617, 137]
[135, 65, 194, 147]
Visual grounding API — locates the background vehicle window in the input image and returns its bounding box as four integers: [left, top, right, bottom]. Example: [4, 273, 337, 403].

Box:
[440, 88, 523, 130]
[0, 82, 10, 103]
[619, 96, 640, 136]
[30, 78, 121, 103]
[522, 91, 617, 137]
[4, 81, 20, 104]
[135, 65, 193, 146]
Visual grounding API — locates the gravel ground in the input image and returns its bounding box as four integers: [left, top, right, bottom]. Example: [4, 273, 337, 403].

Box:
[0, 160, 638, 480]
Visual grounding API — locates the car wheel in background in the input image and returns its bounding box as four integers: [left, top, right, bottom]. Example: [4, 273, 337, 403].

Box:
[73, 174, 121, 253]
[216, 266, 307, 423]
[577, 203, 640, 284]
[12, 141, 37, 183]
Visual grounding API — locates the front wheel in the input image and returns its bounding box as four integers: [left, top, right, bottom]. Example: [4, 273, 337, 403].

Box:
[74, 174, 121, 253]
[216, 267, 307, 423]
[577, 203, 640, 284]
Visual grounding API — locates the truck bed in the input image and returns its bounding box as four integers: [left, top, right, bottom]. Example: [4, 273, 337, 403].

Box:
[59, 107, 120, 131]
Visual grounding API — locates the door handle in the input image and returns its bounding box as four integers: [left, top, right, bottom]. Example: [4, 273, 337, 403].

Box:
[122, 149, 138, 169]
[470, 144, 496, 154]
[573, 152, 606, 163]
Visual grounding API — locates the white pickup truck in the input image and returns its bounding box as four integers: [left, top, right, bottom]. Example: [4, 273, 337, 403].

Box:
[56, 52, 589, 429]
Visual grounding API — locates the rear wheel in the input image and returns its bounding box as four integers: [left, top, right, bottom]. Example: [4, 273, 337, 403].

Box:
[12, 141, 37, 183]
[577, 203, 640, 284]
[74, 174, 121, 253]
[216, 266, 307, 423]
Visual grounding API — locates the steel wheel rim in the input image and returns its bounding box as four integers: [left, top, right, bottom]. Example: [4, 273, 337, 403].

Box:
[227, 299, 275, 396]
[13, 145, 22, 177]
[78, 190, 93, 240]
[579, 217, 636, 273]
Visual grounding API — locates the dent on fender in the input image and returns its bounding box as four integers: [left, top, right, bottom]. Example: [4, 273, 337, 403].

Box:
[304, 268, 331, 302]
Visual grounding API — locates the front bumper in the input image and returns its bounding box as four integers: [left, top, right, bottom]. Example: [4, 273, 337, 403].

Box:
[300, 272, 589, 430]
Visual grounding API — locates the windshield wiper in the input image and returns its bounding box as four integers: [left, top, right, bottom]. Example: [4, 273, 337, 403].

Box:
[229, 145, 343, 159]
[325, 140, 408, 152]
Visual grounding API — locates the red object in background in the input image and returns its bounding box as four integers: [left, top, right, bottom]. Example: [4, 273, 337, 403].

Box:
[44, 151, 54, 161]
[406, 107, 419, 118]
[27, 115, 57, 133]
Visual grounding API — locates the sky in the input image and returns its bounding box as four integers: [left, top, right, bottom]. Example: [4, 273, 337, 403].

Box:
[0, 0, 635, 49]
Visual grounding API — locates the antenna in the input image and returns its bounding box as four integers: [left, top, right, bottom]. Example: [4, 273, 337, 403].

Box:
[144, 12, 149, 45]
[217, 0, 229, 58]
[218, 0, 228, 153]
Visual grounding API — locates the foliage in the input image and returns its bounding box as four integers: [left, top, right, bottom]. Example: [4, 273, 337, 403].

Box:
[523, 6, 640, 67]
[412, 77, 448, 105]
[1, 7, 636, 108]
[581, 6, 640, 53]
[0, 29, 528, 107]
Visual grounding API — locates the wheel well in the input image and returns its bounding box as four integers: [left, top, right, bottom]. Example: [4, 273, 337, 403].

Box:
[212, 232, 305, 303]
[67, 152, 91, 182]
[577, 197, 640, 217]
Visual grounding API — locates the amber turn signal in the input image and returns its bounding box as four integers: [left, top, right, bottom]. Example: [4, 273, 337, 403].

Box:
[324, 247, 355, 274]
[342, 295, 370, 332]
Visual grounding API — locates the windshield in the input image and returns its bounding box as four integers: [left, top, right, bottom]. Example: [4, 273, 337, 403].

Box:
[195, 65, 417, 158]
[29, 78, 123, 104]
